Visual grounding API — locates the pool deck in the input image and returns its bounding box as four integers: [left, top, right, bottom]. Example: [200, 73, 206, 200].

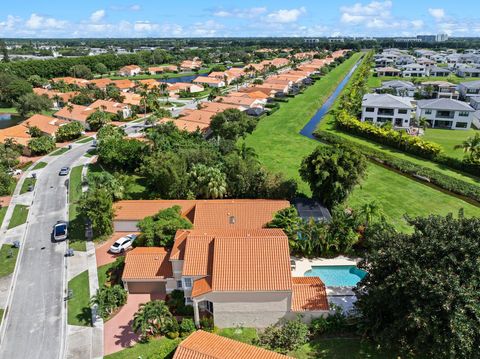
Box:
[291, 256, 362, 313]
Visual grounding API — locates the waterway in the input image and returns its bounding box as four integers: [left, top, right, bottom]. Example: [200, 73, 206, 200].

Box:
[161, 73, 208, 84]
[0, 113, 22, 129]
[299, 56, 363, 139]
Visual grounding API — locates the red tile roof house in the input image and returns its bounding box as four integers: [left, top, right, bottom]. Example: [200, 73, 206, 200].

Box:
[173, 330, 290, 359]
[193, 76, 226, 88]
[115, 199, 330, 328]
[118, 65, 141, 77]
[33, 88, 79, 109]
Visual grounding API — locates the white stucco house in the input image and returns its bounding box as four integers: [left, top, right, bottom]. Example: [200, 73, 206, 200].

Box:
[416, 98, 475, 130]
[402, 63, 428, 77]
[361, 93, 413, 128]
[459, 81, 480, 100]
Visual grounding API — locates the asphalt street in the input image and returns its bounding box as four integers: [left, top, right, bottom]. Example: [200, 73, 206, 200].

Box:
[0, 142, 91, 359]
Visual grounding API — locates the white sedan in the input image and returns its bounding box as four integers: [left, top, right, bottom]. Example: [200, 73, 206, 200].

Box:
[109, 234, 137, 254]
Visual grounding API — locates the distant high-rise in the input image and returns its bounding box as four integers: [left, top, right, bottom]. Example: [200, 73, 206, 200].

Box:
[436, 33, 449, 42]
[417, 34, 436, 42]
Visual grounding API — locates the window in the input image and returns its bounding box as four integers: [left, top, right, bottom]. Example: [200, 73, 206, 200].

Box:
[364, 117, 374, 122]
[425, 109, 432, 115]
[183, 278, 192, 288]
[456, 122, 468, 128]
[177, 280, 182, 289]
[398, 109, 408, 114]
[206, 301, 214, 313]
[185, 297, 193, 305]
[365, 107, 375, 112]
[459, 111, 470, 117]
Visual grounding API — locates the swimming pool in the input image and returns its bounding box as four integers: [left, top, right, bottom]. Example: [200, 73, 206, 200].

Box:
[304, 265, 367, 287]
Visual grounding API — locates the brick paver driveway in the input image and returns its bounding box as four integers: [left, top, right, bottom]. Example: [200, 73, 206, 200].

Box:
[95, 232, 139, 267]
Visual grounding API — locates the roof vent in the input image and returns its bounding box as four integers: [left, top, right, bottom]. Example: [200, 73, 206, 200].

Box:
[229, 216, 236, 225]
[154, 256, 159, 260]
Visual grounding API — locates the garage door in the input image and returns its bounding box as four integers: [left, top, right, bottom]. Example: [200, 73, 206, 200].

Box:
[127, 281, 166, 294]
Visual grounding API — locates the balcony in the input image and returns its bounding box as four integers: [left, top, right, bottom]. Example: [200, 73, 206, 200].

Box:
[377, 108, 394, 116]
[435, 111, 454, 119]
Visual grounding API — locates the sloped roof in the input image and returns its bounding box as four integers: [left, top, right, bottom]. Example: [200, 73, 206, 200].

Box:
[362, 94, 413, 109]
[382, 80, 415, 88]
[291, 277, 329, 312]
[417, 98, 474, 112]
[460, 80, 480, 89]
[173, 330, 290, 359]
[122, 247, 172, 280]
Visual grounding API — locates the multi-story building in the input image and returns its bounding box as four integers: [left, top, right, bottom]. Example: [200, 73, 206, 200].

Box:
[361, 93, 413, 128]
[416, 98, 475, 130]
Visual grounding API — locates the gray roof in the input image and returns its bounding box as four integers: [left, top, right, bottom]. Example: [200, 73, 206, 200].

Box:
[459, 80, 480, 89]
[429, 66, 450, 73]
[382, 80, 415, 89]
[416, 98, 475, 112]
[362, 94, 413, 109]
[402, 63, 426, 69]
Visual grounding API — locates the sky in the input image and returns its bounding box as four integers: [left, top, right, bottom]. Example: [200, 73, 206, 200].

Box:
[0, 0, 479, 38]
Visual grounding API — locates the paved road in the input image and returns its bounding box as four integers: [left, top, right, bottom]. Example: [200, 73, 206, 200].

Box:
[0, 142, 92, 359]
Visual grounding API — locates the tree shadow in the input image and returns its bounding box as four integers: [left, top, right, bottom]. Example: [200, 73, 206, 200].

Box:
[114, 320, 139, 349]
[76, 307, 92, 326]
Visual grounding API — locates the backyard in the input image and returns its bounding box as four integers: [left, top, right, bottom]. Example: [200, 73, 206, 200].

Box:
[243, 52, 480, 232]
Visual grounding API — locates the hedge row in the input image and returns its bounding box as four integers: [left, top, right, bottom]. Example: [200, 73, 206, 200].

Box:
[314, 130, 480, 204]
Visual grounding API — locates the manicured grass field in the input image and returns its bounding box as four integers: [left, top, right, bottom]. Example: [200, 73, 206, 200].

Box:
[103, 337, 180, 359]
[76, 136, 94, 144]
[8, 204, 29, 229]
[423, 128, 478, 159]
[31, 161, 47, 170]
[0, 244, 19, 278]
[218, 327, 258, 344]
[0, 107, 19, 114]
[69, 166, 87, 251]
[67, 270, 91, 326]
[50, 147, 69, 156]
[20, 177, 36, 194]
[244, 53, 364, 195]
[367, 74, 480, 88]
[0, 206, 8, 228]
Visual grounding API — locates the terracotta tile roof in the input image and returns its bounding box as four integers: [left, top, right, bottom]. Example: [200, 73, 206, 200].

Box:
[24, 114, 68, 136]
[121, 92, 142, 106]
[200, 102, 240, 113]
[291, 277, 329, 312]
[113, 200, 198, 221]
[122, 247, 173, 280]
[191, 277, 212, 297]
[0, 124, 31, 146]
[54, 104, 93, 123]
[90, 99, 130, 114]
[88, 78, 114, 89]
[179, 110, 214, 125]
[173, 330, 290, 359]
[211, 232, 292, 292]
[33, 88, 79, 102]
[215, 96, 260, 107]
[193, 77, 224, 85]
[138, 79, 160, 89]
[182, 235, 214, 276]
[111, 79, 136, 90]
[159, 118, 209, 133]
[170, 230, 189, 260]
[168, 82, 204, 92]
[51, 77, 89, 87]
[120, 65, 141, 72]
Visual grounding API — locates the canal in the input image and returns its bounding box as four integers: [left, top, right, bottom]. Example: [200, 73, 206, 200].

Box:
[299, 56, 363, 139]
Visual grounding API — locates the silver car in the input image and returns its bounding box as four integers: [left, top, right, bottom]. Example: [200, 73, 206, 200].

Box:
[53, 221, 68, 241]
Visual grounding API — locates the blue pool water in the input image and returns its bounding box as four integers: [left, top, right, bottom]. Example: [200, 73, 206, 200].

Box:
[305, 265, 367, 287]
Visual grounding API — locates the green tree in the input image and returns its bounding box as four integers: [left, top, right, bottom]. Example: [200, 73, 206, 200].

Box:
[300, 145, 367, 208]
[267, 206, 303, 249]
[27, 75, 46, 87]
[137, 206, 193, 247]
[27, 125, 42, 138]
[94, 62, 108, 75]
[55, 121, 84, 142]
[210, 109, 258, 140]
[15, 93, 52, 118]
[357, 201, 385, 229]
[132, 300, 175, 340]
[188, 163, 227, 199]
[70, 64, 93, 79]
[78, 187, 114, 238]
[355, 213, 480, 358]
[90, 285, 127, 320]
[86, 109, 111, 131]
[454, 133, 480, 163]
[256, 317, 309, 353]
[27, 136, 56, 155]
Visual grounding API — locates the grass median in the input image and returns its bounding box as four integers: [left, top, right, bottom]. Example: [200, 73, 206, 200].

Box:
[68, 166, 86, 251]
[8, 205, 29, 229]
[0, 244, 19, 278]
[67, 270, 91, 326]
[31, 161, 47, 170]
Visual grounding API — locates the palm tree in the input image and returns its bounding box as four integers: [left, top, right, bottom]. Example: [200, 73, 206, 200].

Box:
[357, 201, 385, 228]
[132, 300, 175, 339]
[454, 133, 480, 163]
[235, 142, 258, 162]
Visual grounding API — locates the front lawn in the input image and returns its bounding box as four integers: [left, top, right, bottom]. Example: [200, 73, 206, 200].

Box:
[218, 327, 258, 344]
[69, 166, 86, 251]
[67, 270, 91, 326]
[243, 52, 364, 195]
[0, 206, 7, 228]
[0, 244, 19, 278]
[423, 128, 478, 159]
[103, 337, 180, 359]
[20, 177, 36, 194]
[8, 204, 29, 229]
[76, 137, 94, 144]
[31, 161, 47, 170]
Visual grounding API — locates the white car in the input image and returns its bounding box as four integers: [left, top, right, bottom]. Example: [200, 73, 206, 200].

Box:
[109, 234, 137, 254]
[53, 221, 68, 241]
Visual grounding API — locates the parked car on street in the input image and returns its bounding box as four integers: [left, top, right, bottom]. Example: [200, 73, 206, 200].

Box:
[109, 234, 137, 253]
[59, 167, 70, 176]
[53, 221, 68, 241]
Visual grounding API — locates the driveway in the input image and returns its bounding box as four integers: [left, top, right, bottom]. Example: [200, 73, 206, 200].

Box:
[104, 293, 165, 355]
[95, 232, 139, 267]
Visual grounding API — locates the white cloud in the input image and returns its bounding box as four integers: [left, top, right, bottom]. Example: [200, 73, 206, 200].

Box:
[191, 20, 224, 36]
[428, 8, 445, 20]
[130, 5, 141, 11]
[90, 10, 105, 23]
[340, 1, 392, 24]
[213, 7, 267, 18]
[25, 13, 67, 30]
[266, 7, 306, 23]
[411, 20, 424, 29]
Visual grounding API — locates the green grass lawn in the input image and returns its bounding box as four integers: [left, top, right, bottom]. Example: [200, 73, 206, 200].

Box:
[289, 337, 393, 359]
[367, 74, 480, 88]
[0, 244, 19, 278]
[103, 337, 180, 359]
[423, 128, 478, 159]
[0, 206, 8, 228]
[50, 147, 69, 156]
[218, 327, 258, 344]
[97, 261, 116, 287]
[31, 161, 47, 170]
[107, 68, 211, 81]
[0, 107, 19, 114]
[67, 270, 91, 326]
[76, 137, 94, 144]
[243, 52, 364, 195]
[69, 166, 87, 251]
[0, 308, 4, 325]
[8, 204, 29, 229]
[20, 177, 36, 194]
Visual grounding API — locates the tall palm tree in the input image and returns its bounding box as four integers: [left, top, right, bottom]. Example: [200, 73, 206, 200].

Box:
[357, 201, 385, 228]
[236, 142, 258, 162]
[454, 133, 480, 163]
[132, 300, 174, 339]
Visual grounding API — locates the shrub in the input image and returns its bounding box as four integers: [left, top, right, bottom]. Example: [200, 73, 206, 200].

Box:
[199, 317, 215, 332]
[55, 121, 84, 142]
[256, 317, 309, 353]
[179, 318, 196, 337]
[90, 284, 128, 319]
[27, 135, 56, 155]
[166, 289, 194, 316]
